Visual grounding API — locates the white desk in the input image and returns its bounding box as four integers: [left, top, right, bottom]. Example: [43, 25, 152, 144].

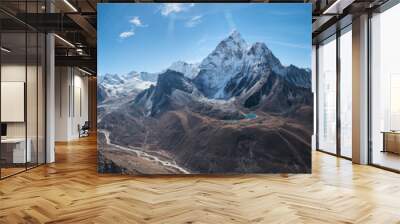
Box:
[1, 138, 31, 163]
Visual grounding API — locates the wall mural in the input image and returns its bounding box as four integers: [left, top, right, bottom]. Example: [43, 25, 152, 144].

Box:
[97, 3, 313, 174]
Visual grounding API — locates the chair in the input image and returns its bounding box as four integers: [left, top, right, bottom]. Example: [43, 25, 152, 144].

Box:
[79, 121, 90, 138]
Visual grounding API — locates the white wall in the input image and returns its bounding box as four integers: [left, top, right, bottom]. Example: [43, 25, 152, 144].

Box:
[55, 66, 69, 141]
[73, 73, 89, 137]
[55, 67, 89, 141]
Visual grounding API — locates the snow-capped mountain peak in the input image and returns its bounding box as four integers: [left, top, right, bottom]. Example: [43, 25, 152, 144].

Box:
[247, 42, 272, 59]
[101, 73, 124, 85]
[195, 31, 249, 98]
[100, 31, 311, 106]
[222, 30, 248, 50]
[246, 42, 284, 73]
[167, 61, 200, 79]
[193, 31, 310, 99]
[99, 71, 158, 104]
[122, 71, 138, 80]
[123, 71, 158, 83]
[209, 30, 248, 60]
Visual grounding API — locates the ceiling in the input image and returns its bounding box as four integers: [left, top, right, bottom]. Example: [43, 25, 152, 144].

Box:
[0, 0, 98, 74]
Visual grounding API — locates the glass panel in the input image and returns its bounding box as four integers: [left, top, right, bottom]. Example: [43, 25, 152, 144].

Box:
[318, 36, 337, 154]
[312, 46, 317, 151]
[26, 0, 39, 169]
[0, 1, 46, 179]
[38, 32, 45, 165]
[371, 4, 400, 171]
[340, 28, 352, 158]
[27, 31, 38, 169]
[1, 31, 27, 177]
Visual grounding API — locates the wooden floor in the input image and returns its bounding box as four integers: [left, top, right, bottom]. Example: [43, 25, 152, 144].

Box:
[372, 150, 400, 171]
[0, 167, 26, 178]
[1, 135, 400, 224]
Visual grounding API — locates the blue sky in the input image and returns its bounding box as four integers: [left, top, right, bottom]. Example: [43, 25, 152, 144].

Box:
[98, 3, 311, 76]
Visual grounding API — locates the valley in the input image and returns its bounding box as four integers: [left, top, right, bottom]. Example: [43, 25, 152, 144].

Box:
[98, 129, 189, 174]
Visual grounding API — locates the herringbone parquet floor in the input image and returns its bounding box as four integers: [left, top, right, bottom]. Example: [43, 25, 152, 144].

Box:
[1, 134, 400, 224]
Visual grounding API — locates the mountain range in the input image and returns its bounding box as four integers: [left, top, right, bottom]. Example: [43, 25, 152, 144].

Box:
[99, 31, 310, 104]
[98, 31, 312, 174]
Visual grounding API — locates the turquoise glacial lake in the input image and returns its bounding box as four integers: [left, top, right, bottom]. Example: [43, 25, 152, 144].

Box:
[244, 113, 257, 119]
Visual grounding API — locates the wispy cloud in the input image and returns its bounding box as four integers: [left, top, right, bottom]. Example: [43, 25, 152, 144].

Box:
[129, 16, 147, 27]
[161, 3, 195, 16]
[185, 15, 202, 28]
[265, 39, 309, 49]
[224, 11, 236, 31]
[167, 15, 176, 36]
[119, 31, 134, 39]
[119, 16, 147, 40]
[245, 35, 310, 50]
